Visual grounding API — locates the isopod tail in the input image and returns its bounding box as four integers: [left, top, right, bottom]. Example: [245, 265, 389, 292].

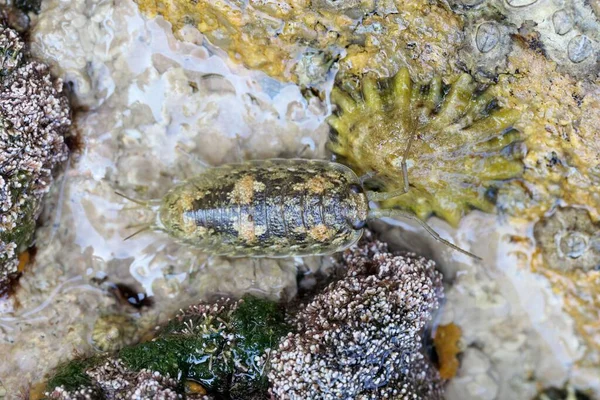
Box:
[114, 191, 161, 208]
[367, 208, 482, 261]
[115, 191, 162, 241]
[123, 224, 153, 241]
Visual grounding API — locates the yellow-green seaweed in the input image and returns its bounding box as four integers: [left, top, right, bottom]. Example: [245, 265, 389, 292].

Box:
[328, 68, 523, 226]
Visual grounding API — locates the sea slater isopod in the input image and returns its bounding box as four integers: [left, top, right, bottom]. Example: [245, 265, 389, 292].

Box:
[117, 158, 479, 259]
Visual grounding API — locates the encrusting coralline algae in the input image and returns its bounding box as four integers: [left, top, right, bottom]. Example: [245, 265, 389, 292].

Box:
[0, 23, 71, 291]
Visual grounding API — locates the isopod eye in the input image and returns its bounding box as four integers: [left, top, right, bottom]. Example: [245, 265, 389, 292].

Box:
[349, 183, 363, 194]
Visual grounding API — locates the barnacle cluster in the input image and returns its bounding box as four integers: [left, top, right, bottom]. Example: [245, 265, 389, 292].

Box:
[47, 360, 190, 400]
[268, 235, 444, 399]
[329, 68, 523, 225]
[91, 315, 138, 352]
[450, 0, 600, 79]
[45, 232, 447, 398]
[135, 0, 464, 85]
[0, 23, 71, 291]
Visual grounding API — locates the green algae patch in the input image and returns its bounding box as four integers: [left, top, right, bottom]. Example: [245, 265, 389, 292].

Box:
[118, 295, 289, 397]
[15, 0, 42, 13]
[46, 355, 105, 393]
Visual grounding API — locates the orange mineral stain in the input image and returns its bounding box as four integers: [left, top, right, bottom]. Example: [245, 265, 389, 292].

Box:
[17, 251, 30, 272]
[434, 323, 462, 380]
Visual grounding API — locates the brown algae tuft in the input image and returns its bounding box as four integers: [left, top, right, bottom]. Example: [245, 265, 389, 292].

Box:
[328, 68, 523, 226]
[433, 323, 462, 380]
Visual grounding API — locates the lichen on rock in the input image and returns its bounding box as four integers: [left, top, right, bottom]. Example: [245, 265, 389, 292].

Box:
[0, 23, 71, 291]
[532, 207, 600, 363]
[328, 67, 523, 226]
[490, 43, 600, 221]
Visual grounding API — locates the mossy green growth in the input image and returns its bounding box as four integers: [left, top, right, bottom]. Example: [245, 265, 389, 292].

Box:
[328, 68, 524, 226]
[2, 173, 37, 252]
[119, 295, 289, 398]
[45, 355, 105, 393]
[14, 0, 42, 13]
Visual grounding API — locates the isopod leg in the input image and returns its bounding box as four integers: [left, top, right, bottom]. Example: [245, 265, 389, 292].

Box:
[296, 144, 311, 158]
[366, 186, 408, 201]
[114, 191, 161, 208]
[175, 144, 210, 169]
[364, 132, 413, 201]
[358, 171, 376, 185]
[368, 208, 482, 260]
[400, 128, 415, 193]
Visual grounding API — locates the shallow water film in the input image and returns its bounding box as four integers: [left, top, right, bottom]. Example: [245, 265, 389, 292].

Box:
[1, 0, 600, 399]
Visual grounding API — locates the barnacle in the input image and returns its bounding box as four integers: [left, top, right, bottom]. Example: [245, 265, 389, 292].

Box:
[534, 207, 600, 273]
[328, 68, 523, 226]
[91, 315, 137, 353]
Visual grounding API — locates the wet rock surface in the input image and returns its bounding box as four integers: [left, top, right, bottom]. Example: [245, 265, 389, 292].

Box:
[135, 0, 465, 85]
[0, 0, 331, 394]
[1, 0, 600, 399]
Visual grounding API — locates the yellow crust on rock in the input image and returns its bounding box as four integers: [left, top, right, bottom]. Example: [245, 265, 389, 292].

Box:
[434, 323, 462, 380]
[492, 44, 600, 222]
[135, 0, 463, 83]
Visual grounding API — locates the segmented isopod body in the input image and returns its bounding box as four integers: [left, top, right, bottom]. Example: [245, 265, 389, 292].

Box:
[157, 159, 369, 257]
